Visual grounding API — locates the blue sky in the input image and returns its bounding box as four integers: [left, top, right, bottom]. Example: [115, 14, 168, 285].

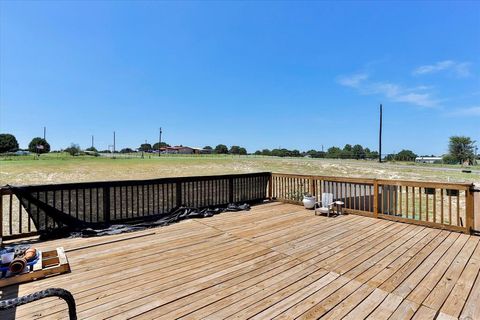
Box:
[1, 1, 479, 155]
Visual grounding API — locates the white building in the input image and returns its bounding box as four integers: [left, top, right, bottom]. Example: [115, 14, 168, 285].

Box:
[415, 156, 442, 164]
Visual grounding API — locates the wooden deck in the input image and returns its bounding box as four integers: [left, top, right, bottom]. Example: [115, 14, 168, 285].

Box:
[2, 202, 480, 319]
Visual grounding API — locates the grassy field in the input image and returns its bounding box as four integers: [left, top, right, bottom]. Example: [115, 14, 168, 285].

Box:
[1, 153, 479, 186]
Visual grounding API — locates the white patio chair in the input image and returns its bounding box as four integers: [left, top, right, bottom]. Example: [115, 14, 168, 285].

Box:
[314, 193, 334, 217]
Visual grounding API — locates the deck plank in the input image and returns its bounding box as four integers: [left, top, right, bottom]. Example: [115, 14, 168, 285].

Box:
[1, 202, 479, 320]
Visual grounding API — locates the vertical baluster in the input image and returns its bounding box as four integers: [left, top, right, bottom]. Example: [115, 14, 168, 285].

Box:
[457, 191, 461, 226]
[386, 185, 390, 215]
[68, 189, 72, 216]
[419, 187, 423, 221]
[74, 189, 78, 220]
[119, 186, 123, 219]
[113, 187, 117, 220]
[161, 183, 165, 213]
[96, 188, 99, 223]
[406, 186, 409, 219]
[426, 188, 429, 222]
[18, 196, 22, 234]
[440, 189, 444, 224]
[27, 198, 31, 232]
[354, 183, 357, 211]
[81, 188, 85, 223]
[399, 186, 402, 217]
[52, 190, 56, 228]
[448, 191, 452, 225]
[152, 184, 156, 214]
[36, 191, 40, 230]
[362, 184, 366, 211]
[148, 184, 151, 215]
[412, 186, 417, 219]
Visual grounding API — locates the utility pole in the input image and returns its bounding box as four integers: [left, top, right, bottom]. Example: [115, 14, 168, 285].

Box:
[91, 135, 94, 149]
[475, 145, 478, 165]
[113, 131, 116, 155]
[159, 127, 162, 156]
[43, 126, 46, 140]
[379, 104, 383, 163]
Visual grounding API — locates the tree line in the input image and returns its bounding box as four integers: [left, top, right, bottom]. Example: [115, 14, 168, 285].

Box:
[254, 144, 381, 159]
[0, 133, 477, 165]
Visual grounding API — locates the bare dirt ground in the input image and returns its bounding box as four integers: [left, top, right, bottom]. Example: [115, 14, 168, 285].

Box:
[1, 155, 478, 236]
[1, 155, 478, 186]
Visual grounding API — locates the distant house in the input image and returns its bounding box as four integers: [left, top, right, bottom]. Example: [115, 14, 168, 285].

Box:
[191, 147, 212, 154]
[415, 156, 442, 164]
[159, 146, 212, 154]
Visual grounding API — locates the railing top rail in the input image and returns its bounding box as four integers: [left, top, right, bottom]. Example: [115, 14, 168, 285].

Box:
[375, 179, 473, 190]
[272, 172, 474, 190]
[272, 173, 376, 184]
[0, 172, 271, 193]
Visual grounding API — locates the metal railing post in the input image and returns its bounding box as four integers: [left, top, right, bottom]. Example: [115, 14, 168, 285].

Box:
[176, 182, 183, 207]
[103, 187, 110, 224]
[229, 177, 234, 203]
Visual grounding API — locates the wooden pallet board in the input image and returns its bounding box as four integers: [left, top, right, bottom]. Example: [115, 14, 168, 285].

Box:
[0, 247, 70, 287]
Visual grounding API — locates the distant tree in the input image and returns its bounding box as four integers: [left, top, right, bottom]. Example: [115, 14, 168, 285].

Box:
[304, 150, 322, 158]
[448, 136, 475, 165]
[254, 150, 262, 155]
[120, 148, 134, 153]
[352, 144, 365, 159]
[229, 145, 241, 154]
[291, 150, 301, 157]
[28, 137, 50, 154]
[214, 144, 229, 154]
[270, 148, 302, 157]
[317, 151, 326, 158]
[261, 149, 271, 156]
[367, 150, 379, 159]
[306, 150, 319, 158]
[100, 149, 111, 153]
[364, 147, 371, 159]
[65, 144, 81, 156]
[394, 149, 417, 161]
[139, 143, 152, 152]
[0, 133, 19, 153]
[326, 147, 342, 158]
[384, 154, 396, 161]
[203, 146, 213, 150]
[342, 144, 353, 159]
[85, 146, 98, 152]
[442, 154, 458, 164]
[343, 144, 352, 152]
[152, 142, 170, 150]
[238, 147, 247, 155]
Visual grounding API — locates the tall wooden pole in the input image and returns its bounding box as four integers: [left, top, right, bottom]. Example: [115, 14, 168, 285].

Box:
[379, 104, 383, 163]
[113, 131, 116, 154]
[43, 126, 46, 140]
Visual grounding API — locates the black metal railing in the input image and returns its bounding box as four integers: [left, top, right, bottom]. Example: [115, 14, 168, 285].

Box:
[0, 172, 270, 240]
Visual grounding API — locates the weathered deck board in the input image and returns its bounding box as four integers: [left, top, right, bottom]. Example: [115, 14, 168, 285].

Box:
[1, 201, 479, 320]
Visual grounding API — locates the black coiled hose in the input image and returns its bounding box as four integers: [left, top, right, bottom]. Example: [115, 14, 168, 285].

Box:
[0, 288, 76, 320]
